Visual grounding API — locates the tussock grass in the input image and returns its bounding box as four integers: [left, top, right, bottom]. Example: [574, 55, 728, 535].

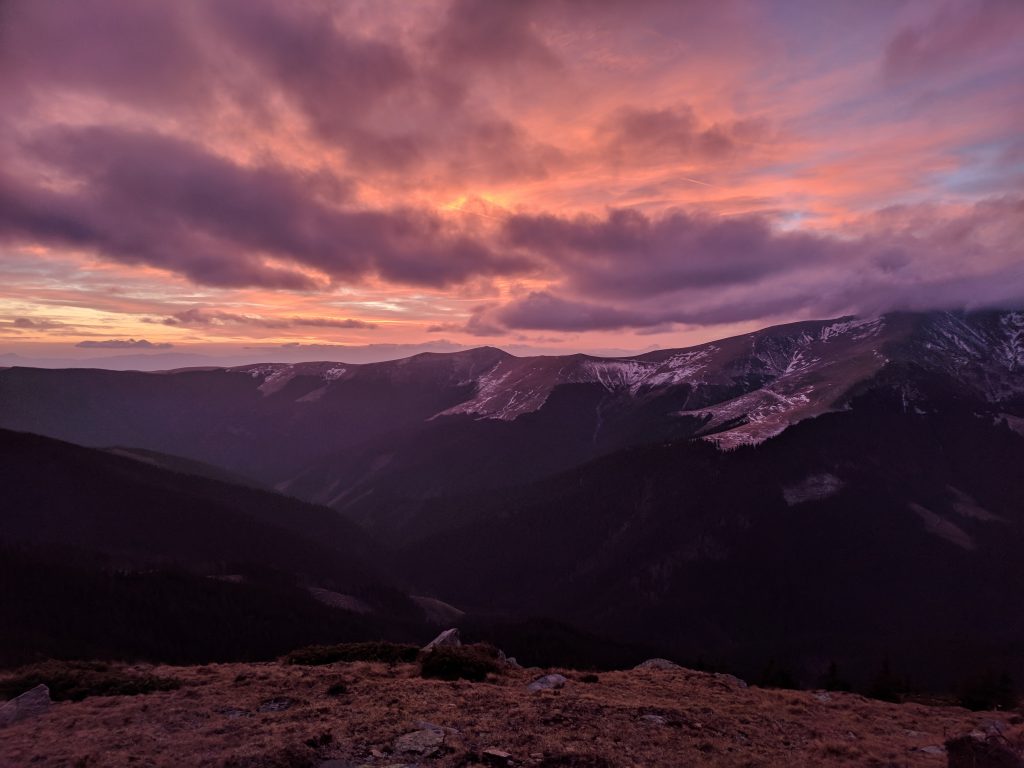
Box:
[283, 641, 419, 666]
[419, 643, 504, 682]
[0, 660, 179, 702]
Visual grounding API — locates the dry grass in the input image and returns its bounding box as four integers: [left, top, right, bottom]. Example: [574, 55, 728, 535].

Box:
[0, 659, 1020, 767]
[0, 660, 179, 702]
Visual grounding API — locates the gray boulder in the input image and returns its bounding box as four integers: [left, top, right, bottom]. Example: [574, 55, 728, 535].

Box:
[713, 672, 749, 689]
[527, 673, 567, 692]
[394, 726, 445, 756]
[0, 684, 52, 728]
[422, 628, 461, 652]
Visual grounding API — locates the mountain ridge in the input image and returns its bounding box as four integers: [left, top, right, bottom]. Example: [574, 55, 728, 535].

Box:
[2, 309, 1023, 515]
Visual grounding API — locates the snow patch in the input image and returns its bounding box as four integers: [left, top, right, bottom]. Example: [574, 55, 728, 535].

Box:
[257, 366, 295, 396]
[323, 366, 347, 381]
[947, 487, 1003, 522]
[909, 503, 975, 551]
[297, 386, 327, 402]
[308, 588, 373, 614]
[783, 474, 845, 505]
[819, 317, 885, 342]
[997, 412, 1024, 436]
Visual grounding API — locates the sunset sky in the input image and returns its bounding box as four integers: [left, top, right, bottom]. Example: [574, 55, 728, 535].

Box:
[1, 0, 1023, 364]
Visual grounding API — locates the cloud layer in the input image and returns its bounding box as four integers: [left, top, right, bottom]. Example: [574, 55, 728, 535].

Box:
[1, 0, 1023, 352]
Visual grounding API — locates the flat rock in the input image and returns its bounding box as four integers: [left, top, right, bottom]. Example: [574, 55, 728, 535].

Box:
[0, 684, 51, 728]
[640, 714, 667, 726]
[527, 674, 567, 692]
[422, 628, 461, 652]
[395, 727, 445, 755]
[634, 658, 681, 671]
[217, 707, 251, 719]
[415, 720, 459, 735]
[258, 697, 295, 712]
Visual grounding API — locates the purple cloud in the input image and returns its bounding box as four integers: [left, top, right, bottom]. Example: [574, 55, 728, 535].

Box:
[5, 317, 67, 330]
[158, 309, 377, 330]
[0, 125, 535, 290]
[76, 339, 173, 349]
[1, 0, 210, 112]
[599, 106, 769, 163]
[471, 198, 1024, 332]
[503, 208, 839, 298]
[430, 0, 559, 71]
[883, 0, 1024, 82]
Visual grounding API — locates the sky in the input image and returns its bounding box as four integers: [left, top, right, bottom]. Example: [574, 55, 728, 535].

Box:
[1, 0, 1023, 365]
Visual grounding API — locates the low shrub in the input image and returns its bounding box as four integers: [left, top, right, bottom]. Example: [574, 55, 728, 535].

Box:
[284, 641, 419, 666]
[419, 644, 504, 682]
[0, 660, 179, 702]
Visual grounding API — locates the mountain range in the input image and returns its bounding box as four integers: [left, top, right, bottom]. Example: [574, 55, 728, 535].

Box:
[2, 309, 1023, 687]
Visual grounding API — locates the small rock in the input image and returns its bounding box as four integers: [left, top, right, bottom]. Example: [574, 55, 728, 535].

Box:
[482, 747, 513, 765]
[917, 745, 945, 755]
[422, 628, 461, 652]
[814, 692, 832, 703]
[415, 720, 445, 733]
[946, 734, 1024, 768]
[258, 697, 295, 712]
[980, 719, 1010, 735]
[497, 650, 523, 670]
[0, 684, 52, 727]
[369, 749, 387, 758]
[640, 714, 667, 726]
[527, 674, 567, 692]
[394, 728, 444, 756]
[633, 658, 680, 671]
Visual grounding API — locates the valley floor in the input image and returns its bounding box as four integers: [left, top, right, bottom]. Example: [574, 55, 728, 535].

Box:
[1, 660, 1019, 767]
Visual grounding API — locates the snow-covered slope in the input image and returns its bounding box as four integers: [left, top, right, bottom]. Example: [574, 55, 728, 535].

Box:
[432, 315, 893, 446]
[220, 311, 1024, 449]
